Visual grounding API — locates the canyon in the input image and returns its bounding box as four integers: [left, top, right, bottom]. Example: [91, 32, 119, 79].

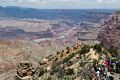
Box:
[0, 7, 119, 80]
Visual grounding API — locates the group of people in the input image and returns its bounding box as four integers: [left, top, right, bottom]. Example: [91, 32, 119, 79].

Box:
[91, 58, 120, 80]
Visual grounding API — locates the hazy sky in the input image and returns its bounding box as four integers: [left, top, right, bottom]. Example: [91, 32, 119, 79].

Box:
[0, 0, 120, 9]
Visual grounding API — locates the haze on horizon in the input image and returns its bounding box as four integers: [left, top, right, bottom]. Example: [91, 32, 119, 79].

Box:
[0, 0, 120, 9]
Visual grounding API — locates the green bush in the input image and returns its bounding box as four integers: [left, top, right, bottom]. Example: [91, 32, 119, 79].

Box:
[66, 47, 70, 50]
[93, 44, 102, 53]
[63, 53, 75, 63]
[78, 45, 90, 54]
[60, 53, 63, 57]
[103, 49, 108, 55]
[65, 68, 74, 75]
[57, 51, 60, 55]
[66, 49, 70, 54]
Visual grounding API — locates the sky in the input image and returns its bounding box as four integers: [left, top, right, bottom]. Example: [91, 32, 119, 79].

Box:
[0, 0, 120, 9]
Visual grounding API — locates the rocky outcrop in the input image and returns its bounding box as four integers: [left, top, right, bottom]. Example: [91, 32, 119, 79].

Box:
[15, 43, 111, 80]
[15, 61, 35, 80]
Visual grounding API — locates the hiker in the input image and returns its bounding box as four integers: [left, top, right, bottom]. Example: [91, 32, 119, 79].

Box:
[116, 61, 120, 73]
[109, 76, 114, 80]
[118, 62, 120, 73]
[96, 70, 100, 80]
[103, 66, 108, 78]
[93, 64, 98, 72]
[106, 71, 111, 79]
[108, 66, 113, 74]
[113, 62, 116, 73]
[105, 60, 109, 68]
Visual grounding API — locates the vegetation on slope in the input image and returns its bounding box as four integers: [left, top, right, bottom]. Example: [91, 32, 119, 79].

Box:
[15, 43, 114, 80]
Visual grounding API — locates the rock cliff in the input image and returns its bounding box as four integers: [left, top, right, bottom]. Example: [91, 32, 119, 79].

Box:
[98, 11, 120, 57]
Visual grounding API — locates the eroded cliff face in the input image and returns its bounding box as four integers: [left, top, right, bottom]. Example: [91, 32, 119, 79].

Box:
[98, 11, 120, 54]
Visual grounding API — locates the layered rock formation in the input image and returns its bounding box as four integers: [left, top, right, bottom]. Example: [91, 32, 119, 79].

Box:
[98, 11, 120, 56]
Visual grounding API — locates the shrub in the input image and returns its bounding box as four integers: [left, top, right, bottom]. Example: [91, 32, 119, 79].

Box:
[63, 53, 75, 63]
[78, 45, 90, 54]
[103, 49, 108, 55]
[47, 77, 52, 80]
[57, 51, 60, 55]
[79, 62, 86, 67]
[93, 44, 102, 53]
[98, 56, 103, 60]
[66, 49, 70, 54]
[93, 59, 98, 64]
[65, 68, 74, 75]
[66, 47, 70, 50]
[50, 71, 54, 75]
[60, 53, 63, 57]
[38, 68, 45, 77]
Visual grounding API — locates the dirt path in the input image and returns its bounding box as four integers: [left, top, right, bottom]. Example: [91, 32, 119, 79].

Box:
[0, 70, 16, 80]
[112, 73, 120, 80]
